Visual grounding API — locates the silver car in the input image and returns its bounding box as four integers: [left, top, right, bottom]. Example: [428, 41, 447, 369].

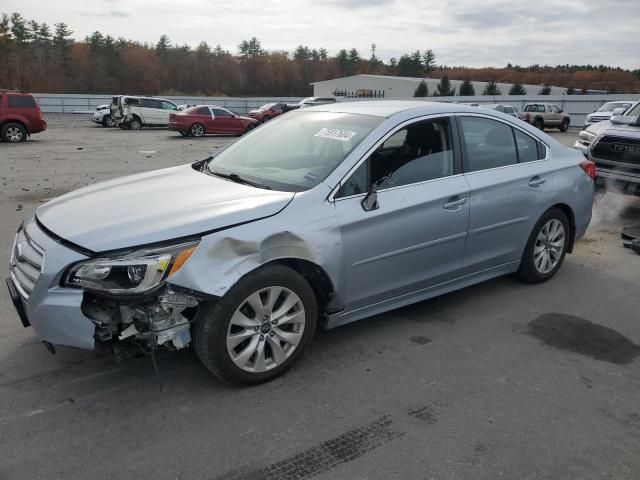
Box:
[7, 102, 595, 384]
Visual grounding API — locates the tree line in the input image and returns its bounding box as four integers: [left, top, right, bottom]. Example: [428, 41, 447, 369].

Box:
[1, 12, 639, 96]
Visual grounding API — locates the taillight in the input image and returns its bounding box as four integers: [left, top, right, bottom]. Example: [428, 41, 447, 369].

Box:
[523, 112, 530, 121]
[579, 160, 596, 180]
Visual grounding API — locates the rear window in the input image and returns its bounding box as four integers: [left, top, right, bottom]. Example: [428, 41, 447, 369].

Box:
[524, 104, 544, 113]
[8, 95, 36, 108]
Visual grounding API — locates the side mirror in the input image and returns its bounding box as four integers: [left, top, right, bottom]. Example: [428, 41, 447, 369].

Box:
[612, 107, 626, 116]
[361, 189, 378, 211]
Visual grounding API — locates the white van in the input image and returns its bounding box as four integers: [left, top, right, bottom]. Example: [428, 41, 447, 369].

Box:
[111, 95, 179, 129]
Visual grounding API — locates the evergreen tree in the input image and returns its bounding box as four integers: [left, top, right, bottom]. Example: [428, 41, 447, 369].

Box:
[414, 80, 428, 97]
[458, 79, 475, 96]
[566, 86, 575, 95]
[482, 80, 501, 95]
[539, 84, 551, 94]
[508, 83, 526, 95]
[422, 49, 436, 75]
[436, 75, 455, 96]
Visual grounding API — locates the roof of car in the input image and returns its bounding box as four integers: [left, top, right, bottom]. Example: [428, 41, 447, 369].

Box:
[305, 100, 493, 118]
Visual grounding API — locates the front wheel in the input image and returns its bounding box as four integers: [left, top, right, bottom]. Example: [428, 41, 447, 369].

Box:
[518, 208, 570, 283]
[193, 264, 317, 385]
[102, 115, 114, 127]
[559, 120, 569, 132]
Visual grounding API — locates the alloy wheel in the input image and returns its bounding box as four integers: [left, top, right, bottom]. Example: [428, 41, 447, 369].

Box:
[191, 124, 204, 137]
[226, 286, 306, 373]
[534, 219, 565, 274]
[6, 127, 23, 142]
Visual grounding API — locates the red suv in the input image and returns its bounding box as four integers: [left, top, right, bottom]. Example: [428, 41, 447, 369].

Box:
[0, 91, 47, 142]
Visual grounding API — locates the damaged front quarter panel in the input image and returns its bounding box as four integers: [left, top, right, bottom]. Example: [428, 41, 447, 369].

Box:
[166, 185, 345, 310]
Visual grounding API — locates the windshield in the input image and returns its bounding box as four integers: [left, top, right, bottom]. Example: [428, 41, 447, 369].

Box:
[206, 111, 382, 191]
[598, 102, 631, 113]
[623, 103, 640, 116]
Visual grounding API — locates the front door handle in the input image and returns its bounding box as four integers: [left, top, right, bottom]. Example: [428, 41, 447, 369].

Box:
[443, 196, 467, 210]
[528, 176, 546, 187]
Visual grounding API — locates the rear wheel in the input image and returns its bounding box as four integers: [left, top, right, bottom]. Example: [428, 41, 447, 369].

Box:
[262, 115, 271, 123]
[518, 208, 570, 283]
[190, 123, 205, 137]
[193, 264, 317, 385]
[243, 123, 256, 135]
[559, 119, 569, 132]
[533, 118, 544, 130]
[129, 117, 142, 130]
[1, 123, 27, 143]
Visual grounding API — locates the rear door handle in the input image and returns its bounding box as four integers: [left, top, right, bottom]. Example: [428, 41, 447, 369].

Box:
[443, 196, 468, 210]
[528, 176, 546, 187]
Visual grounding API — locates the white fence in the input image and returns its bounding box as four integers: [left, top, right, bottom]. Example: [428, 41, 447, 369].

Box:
[34, 93, 639, 127]
[33, 94, 304, 115]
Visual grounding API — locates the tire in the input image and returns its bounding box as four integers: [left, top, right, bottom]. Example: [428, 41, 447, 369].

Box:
[193, 264, 318, 385]
[190, 123, 205, 137]
[533, 118, 544, 130]
[129, 117, 142, 130]
[1, 123, 27, 143]
[102, 115, 113, 128]
[517, 208, 570, 284]
[262, 115, 271, 123]
[243, 123, 256, 135]
[559, 120, 569, 132]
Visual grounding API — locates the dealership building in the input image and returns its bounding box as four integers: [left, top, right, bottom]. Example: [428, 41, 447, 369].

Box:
[311, 74, 567, 98]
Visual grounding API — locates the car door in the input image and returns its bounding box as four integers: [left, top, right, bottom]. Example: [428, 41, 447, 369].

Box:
[139, 98, 161, 124]
[211, 108, 236, 133]
[457, 114, 552, 274]
[160, 100, 179, 125]
[547, 105, 559, 126]
[333, 116, 470, 311]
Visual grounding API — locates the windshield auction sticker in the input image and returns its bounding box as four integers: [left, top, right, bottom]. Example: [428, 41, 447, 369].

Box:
[314, 128, 357, 142]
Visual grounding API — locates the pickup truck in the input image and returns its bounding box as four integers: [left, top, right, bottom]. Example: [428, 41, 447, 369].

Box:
[574, 101, 640, 196]
[521, 103, 571, 132]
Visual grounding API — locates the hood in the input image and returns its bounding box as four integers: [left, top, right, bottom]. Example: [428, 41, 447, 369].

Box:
[240, 115, 257, 122]
[248, 110, 260, 115]
[36, 164, 294, 252]
[586, 119, 640, 137]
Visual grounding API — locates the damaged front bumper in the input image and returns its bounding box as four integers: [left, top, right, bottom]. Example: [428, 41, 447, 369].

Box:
[6, 218, 204, 352]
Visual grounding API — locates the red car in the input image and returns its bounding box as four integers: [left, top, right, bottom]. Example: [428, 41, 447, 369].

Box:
[169, 105, 258, 137]
[0, 90, 47, 142]
[247, 102, 288, 123]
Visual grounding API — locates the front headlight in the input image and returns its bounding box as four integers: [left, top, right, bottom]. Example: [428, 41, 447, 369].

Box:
[578, 130, 596, 146]
[64, 242, 198, 294]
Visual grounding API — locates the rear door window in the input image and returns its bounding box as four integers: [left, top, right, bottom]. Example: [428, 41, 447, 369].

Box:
[514, 129, 544, 162]
[196, 107, 211, 116]
[8, 95, 36, 108]
[459, 116, 518, 172]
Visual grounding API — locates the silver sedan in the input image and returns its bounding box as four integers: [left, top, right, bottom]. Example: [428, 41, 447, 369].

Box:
[8, 101, 595, 384]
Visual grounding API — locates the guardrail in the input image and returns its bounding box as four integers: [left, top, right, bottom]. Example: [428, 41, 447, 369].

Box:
[33, 94, 304, 115]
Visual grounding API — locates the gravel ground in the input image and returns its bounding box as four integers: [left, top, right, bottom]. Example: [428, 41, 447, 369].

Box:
[1, 114, 640, 480]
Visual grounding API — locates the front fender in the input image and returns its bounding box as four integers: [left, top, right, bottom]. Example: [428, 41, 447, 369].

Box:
[166, 187, 345, 306]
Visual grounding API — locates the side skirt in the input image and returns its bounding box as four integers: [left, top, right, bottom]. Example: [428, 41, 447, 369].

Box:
[325, 261, 520, 329]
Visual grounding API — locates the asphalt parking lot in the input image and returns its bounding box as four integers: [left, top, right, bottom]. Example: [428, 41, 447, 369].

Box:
[1, 116, 640, 480]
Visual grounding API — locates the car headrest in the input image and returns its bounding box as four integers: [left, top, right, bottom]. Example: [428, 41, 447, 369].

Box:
[485, 127, 512, 147]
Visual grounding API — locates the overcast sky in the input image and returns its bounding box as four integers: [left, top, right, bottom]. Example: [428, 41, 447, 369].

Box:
[5, 0, 639, 69]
